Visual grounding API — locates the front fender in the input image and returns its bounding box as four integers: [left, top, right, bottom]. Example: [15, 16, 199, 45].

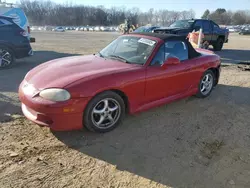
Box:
[65, 68, 147, 113]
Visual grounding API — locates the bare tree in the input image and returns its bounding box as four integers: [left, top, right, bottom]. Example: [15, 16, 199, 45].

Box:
[20, 0, 249, 27]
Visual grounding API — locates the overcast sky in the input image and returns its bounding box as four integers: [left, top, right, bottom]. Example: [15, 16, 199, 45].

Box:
[7, 0, 250, 18]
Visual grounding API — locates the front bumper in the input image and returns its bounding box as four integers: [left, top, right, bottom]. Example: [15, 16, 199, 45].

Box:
[19, 82, 90, 131]
[21, 103, 85, 131]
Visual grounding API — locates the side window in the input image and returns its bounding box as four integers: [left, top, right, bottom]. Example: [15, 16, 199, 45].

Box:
[0, 19, 12, 26]
[203, 21, 211, 32]
[150, 45, 164, 66]
[193, 20, 203, 31]
[212, 22, 219, 29]
[165, 41, 188, 61]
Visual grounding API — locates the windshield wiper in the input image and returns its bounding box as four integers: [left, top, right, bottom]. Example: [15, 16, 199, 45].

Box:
[107, 55, 130, 63]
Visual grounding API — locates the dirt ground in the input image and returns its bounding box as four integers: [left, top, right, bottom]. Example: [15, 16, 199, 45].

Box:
[0, 31, 250, 188]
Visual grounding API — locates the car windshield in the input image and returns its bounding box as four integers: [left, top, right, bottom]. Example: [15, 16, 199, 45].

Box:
[169, 20, 194, 28]
[99, 36, 157, 65]
[134, 26, 150, 32]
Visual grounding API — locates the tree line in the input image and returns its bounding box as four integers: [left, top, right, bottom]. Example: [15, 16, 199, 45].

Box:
[19, 0, 250, 26]
[19, 0, 195, 26]
[202, 8, 250, 25]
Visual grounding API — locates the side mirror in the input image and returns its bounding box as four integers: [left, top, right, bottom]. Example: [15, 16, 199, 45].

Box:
[161, 57, 180, 69]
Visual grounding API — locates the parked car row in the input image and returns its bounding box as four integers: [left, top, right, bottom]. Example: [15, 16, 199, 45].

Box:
[30, 25, 120, 32]
[239, 26, 250, 35]
[226, 24, 250, 34]
[75, 26, 119, 32]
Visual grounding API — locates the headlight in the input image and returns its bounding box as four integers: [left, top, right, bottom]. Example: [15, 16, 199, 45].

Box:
[39, 88, 71, 102]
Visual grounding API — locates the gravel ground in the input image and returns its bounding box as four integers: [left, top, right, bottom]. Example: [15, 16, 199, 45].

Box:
[0, 31, 250, 188]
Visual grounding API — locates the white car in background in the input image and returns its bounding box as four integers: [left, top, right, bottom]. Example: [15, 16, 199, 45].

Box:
[53, 26, 65, 32]
[94, 26, 100, 31]
[100, 26, 105, 31]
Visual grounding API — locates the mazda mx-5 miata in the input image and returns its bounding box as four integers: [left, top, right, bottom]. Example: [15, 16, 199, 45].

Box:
[19, 33, 221, 133]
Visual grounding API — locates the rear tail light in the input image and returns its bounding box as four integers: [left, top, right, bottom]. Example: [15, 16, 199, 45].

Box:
[27, 26, 31, 34]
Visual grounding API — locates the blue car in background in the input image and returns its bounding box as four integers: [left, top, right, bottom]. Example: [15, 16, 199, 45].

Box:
[133, 26, 160, 33]
[0, 6, 35, 42]
[0, 15, 33, 69]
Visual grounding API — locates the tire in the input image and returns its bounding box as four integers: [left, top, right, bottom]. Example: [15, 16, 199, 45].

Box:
[213, 37, 224, 51]
[0, 46, 15, 69]
[202, 41, 210, 49]
[83, 91, 125, 133]
[196, 70, 215, 98]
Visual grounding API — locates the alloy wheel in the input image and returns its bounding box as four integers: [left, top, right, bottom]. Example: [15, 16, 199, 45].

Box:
[0, 49, 12, 68]
[91, 98, 121, 129]
[200, 73, 214, 95]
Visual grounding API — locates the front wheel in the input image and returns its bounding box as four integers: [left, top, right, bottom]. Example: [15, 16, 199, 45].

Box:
[83, 91, 125, 133]
[196, 70, 215, 98]
[213, 38, 224, 51]
[0, 47, 15, 69]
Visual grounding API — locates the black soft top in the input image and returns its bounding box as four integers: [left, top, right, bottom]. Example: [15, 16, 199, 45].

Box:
[132, 32, 187, 42]
[131, 32, 201, 59]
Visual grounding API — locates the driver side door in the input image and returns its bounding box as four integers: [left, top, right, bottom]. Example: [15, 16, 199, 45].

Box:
[144, 41, 195, 104]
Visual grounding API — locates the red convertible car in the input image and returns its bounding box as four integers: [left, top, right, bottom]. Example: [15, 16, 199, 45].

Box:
[19, 33, 221, 133]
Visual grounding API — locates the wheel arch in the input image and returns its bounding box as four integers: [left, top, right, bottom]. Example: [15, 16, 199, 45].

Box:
[87, 88, 130, 114]
[110, 89, 130, 114]
[207, 66, 220, 86]
[218, 35, 225, 42]
[0, 43, 16, 57]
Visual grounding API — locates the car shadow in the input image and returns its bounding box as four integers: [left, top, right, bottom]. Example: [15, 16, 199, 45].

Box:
[0, 51, 80, 121]
[53, 84, 250, 187]
[0, 93, 21, 123]
[0, 51, 81, 93]
[214, 49, 250, 64]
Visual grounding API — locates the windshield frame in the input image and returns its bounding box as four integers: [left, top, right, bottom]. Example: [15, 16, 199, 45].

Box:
[98, 35, 158, 66]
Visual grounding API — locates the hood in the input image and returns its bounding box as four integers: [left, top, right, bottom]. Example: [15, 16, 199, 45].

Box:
[25, 55, 136, 89]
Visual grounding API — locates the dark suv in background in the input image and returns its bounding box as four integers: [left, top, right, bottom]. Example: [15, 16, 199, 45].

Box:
[154, 19, 229, 51]
[0, 15, 33, 69]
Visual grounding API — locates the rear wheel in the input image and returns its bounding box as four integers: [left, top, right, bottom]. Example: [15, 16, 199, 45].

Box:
[196, 70, 215, 98]
[0, 46, 15, 69]
[83, 91, 125, 133]
[213, 37, 224, 51]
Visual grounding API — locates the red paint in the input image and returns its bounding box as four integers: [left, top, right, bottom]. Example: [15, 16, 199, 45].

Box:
[19, 34, 221, 131]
